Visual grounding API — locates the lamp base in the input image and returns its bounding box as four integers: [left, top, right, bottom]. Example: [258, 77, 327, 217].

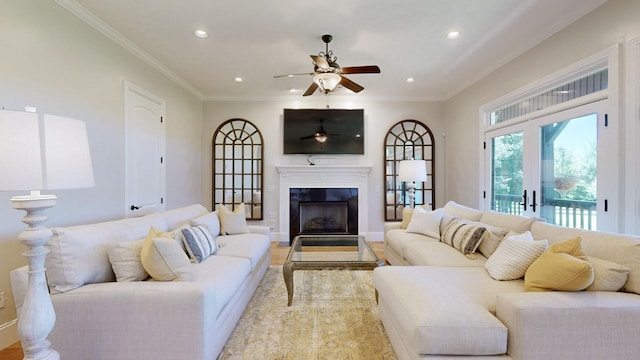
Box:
[11, 194, 60, 360]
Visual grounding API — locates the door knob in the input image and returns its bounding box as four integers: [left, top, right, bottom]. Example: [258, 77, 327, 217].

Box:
[130, 205, 140, 211]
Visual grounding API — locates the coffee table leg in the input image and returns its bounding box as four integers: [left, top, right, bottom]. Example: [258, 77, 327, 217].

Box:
[283, 262, 294, 306]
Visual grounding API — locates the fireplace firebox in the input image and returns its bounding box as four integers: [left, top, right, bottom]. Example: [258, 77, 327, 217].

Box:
[289, 188, 358, 244]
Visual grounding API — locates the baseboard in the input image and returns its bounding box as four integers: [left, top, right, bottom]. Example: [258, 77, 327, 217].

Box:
[0, 319, 18, 351]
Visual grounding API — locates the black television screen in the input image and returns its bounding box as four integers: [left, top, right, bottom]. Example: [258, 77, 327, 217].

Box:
[283, 108, 364, 154]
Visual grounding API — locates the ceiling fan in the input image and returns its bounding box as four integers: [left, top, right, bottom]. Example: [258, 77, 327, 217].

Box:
[299, 119, 337, 143]
[274, 34, 381, 96]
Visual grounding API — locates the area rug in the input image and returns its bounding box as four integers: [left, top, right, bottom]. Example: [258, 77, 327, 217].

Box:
[219, 266, 397, 360]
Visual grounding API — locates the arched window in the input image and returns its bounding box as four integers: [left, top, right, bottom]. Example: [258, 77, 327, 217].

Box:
[213, 119, 263, 220]
[383, 120, 435, 221]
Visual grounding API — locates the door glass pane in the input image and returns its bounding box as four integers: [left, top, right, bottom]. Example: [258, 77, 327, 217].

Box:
[491, 132, 524, 215]
[540, 114, 597, 230]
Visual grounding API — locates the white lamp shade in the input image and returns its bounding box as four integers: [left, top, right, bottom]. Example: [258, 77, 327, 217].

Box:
[0, 109, 95, 191]
[398, 159, 427, 182]
[0, 110, 43, 190]
[44, 115, 95, 189]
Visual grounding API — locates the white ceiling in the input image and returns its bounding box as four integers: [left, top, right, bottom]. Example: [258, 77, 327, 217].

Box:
[58, 0, 607, 101]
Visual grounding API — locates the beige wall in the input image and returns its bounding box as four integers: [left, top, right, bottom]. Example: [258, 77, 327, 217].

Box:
[443, 0, 640, 210]
[0, 0, 203, 346]
[203, 98, 445, 240]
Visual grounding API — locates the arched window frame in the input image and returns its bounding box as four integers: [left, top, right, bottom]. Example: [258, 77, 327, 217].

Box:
[212, 119, 264, 220]
[383, 120, 435, 221]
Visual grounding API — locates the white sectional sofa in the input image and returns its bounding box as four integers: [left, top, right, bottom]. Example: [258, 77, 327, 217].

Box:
[374, 201, 640, 360]
[10, 204, 271, 360]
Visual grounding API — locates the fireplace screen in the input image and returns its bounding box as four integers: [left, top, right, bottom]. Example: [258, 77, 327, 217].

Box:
[299, 202, 349, 234]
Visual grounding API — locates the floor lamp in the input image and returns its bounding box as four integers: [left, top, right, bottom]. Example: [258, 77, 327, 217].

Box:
[398, 159, 427, 209]
[0, 109, 94, 360]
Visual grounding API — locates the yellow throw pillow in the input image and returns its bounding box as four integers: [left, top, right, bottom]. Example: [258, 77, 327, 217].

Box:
[140, 227, 193, 282]
[524, 237, 594, 292]
[217, 203, 251, 235]
[400, 207, 413, 229]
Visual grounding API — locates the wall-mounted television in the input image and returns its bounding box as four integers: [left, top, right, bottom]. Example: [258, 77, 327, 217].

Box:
[283, 108, 364, 155]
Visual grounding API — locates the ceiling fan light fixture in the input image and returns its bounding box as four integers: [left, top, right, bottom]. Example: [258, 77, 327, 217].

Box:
[313, 73, 341, 93]
[315, 133, 328, 143]
[194, 29, 209, 38]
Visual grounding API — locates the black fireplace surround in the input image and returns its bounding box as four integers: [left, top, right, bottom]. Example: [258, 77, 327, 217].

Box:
[289, 187, 358, 244]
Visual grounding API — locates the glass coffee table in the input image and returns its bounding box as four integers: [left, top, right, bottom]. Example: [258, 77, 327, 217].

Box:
[283, 235, 384, 306]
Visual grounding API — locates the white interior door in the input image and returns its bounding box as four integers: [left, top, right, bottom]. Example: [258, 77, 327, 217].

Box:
[124, 81, 166, 216]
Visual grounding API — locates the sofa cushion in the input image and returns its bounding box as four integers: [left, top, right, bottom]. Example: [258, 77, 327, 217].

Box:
[217, 203, 251, 235]
[108, 239, 148, 282]
[162, 204, 208, 230]
[403, 241, 487, 267]
[181, 225, 218, 263]
[216, 233, 271, 269]
[524, 237, 594, 292]
[485, 231, 548, 281]
[440, 219, 486, 255]
[405, 207, 443, 238]
[385, 228, 439, 260]
[585, 256, 630, 292]
[443, 201, 483, 221]
[373, 266, 524, 355]
[141, 227, 193, 282]
[479, 210, 539, 233]
[46, 212, 169, 294]
[192, 255, 252, 316]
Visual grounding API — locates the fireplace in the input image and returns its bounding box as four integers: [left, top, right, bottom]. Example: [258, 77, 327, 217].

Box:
[289, 187, 358, 243]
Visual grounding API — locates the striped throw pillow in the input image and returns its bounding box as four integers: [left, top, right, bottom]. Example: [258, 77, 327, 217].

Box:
[181, 225, 218, 263]
[440, 219, 487, 255]
[484, 231, 548, 280]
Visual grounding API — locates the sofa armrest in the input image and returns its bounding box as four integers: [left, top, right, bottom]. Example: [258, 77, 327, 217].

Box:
[384, 222, 402, 232]
[496, 291, 640, 360]
[247, 225, 270, 237]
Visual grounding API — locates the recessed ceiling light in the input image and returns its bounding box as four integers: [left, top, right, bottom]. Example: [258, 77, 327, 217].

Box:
[234, 77, 243, 83]
[289, 88, 298, 93]
[194, 30, 209, 38]
[447, 31, 461, 39]
[406, 77, 415, 83]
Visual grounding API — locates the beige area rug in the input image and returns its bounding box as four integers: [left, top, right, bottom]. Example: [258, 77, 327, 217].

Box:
[219, 266, 397, 360]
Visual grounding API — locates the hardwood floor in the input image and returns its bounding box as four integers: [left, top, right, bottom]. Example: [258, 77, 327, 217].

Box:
[0, 241, 386, 360]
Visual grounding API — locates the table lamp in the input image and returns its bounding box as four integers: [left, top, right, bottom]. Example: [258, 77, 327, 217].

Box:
[398, 159, 427, 209]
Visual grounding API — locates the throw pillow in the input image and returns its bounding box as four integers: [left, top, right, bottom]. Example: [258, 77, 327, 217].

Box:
[484, 231, 548, 281]
[217, 203, 251, 235]
[442, 200, 484, 221]
[181, 225, 218, 263]
[585, 256, 630, 292]
[461, 219, 507, 258]
[140, 227, 192, 282]
[191, 211, 221, 236]
[108, 239, 148, 282]
[400, 207, 413, 229]
[440, 219, 487, 255]
[524, 237, 594, 292]
[405, 207, 443, 238]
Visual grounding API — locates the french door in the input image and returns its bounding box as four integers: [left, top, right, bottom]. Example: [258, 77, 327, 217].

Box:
[485, 99, 617, 232]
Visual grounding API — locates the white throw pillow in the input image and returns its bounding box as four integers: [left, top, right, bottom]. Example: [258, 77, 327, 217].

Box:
[405, 207, 443, 238]
[217, 203, 251, 235]
[140, 227, 192, 282]
[181, 225, 218, 263]
[108, 239, 148, 282]
[191, 211, 221, 236]
[484, 231, 548, 280]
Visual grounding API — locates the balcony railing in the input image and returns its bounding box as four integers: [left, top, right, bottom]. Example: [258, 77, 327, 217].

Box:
[493, 194, 597, 231]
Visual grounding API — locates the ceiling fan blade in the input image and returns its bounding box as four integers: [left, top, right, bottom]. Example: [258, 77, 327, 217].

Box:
[273, 72, 314, 78]
[340, 65, 381, 74]
[339, 76, 364, 93]
[302, 82, 319, 96]
[310, 55, 330, 69]
[299, 134, 316, 140]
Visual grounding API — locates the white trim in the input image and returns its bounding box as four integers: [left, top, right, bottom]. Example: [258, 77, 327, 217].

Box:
[624, 35, 640, 235]
[0, 319, 18, 352]
[54, 0, 204, 100]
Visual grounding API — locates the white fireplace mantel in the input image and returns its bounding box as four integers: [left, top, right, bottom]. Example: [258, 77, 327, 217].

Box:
[276, 165, 372, 241]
